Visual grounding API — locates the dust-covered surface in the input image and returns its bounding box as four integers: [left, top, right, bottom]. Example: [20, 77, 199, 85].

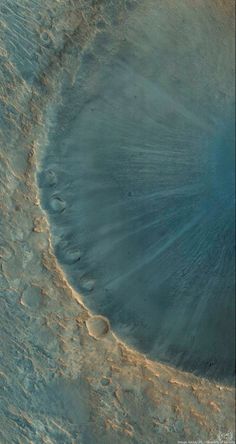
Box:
[0, 1, 235, 443]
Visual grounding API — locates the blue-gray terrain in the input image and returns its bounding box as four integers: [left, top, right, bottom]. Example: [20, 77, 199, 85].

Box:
[38, 0, 235, 381]
[0, 1, 235, 443]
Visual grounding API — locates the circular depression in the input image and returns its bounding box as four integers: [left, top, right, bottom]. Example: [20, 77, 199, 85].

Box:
[38, 1, 235, 381]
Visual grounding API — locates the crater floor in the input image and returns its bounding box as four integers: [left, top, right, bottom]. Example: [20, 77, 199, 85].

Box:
[38, 0, 235, 381]
[0, 0, 235, 443]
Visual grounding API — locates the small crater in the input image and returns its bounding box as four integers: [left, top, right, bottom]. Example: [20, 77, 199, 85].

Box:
[49, 196, 66, 213]
[21, 286, 42, 310]
[64, 249, 81, 265]
[100, 377, 111, 386]
[44, 169, 57, 187]
[57, 241, 81, 264]
[86, 315, 110, 339]
[40, 31, 51, 46]
[80, 278, 95, 292]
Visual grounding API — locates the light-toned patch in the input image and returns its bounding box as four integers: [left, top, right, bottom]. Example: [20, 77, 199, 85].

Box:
[169, 378, 190, 389]
[208, 401, 221, 413]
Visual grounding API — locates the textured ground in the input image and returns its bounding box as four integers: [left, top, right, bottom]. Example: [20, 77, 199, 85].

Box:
[0, 1, 235, 443]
